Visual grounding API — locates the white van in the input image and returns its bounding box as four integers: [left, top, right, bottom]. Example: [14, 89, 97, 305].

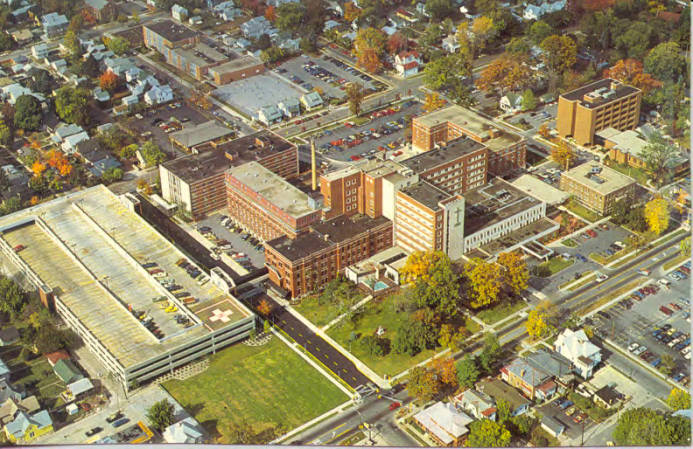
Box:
[658, 278, 671, 287]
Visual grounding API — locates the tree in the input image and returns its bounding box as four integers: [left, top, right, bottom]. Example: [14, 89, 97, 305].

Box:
[613, 408, 691, 446]
[667, 388, 691, 411]
[425, 0, 453, 21]
[140, 141, 167, 167]
[497, 251, 528, 295]
[345, 83, 365, 117]
[0, 120, 10, 146]
[0, 277, 26, 318]
[105, 36, 131, 55]
[354, 28, 386, 73]
[644, 42, 686, 83]
[343, 1, 361, 22]
[13, 95, 42, 131]
[466, 419, 512, 447]
[506, 37, 530, 56]
[393, 318, 437, 356]
[680, 237, 691, 257]
[407, 366, 441, 402]
[550, 139, 576, 170]
[526, 307, 553, 339]
[0, 32, 13, 53]
[275, 2, 305, 33]
[456, 355, 480, 388]
[527, 20, 553, 44]
[146, 399, 175, 431]
[644, 198, 669, 235]
[471, 16, 496, 52]
[478, 333, 501, 373]
[521, 89, 536, 111]
[256, 33, 271, 50]
[264, 4, 276, 21]
[615, 21, 653, 60]
[99, 71, 121, 93]
[422, 93, 446, 113]
[360, 335, 389, 357]
[401, 251, 461, 318]
[257, 298, 272, 316]
[641, 131, 679, 187]
[102, 167, 123, 183]
[260, 46, 286, 63]
[63, 29, 81, 57]
[540, 35, 577, 75]
[495, 399, 511, 423]
[55, 87, 90, 127]
[603, 59, 661, 95]
[476, 55, 531, 93]
[387, 32, 407, 55]
[429, 357, 457, 388]
[464, 258, 502, 309]
[659, 353, 675, 376]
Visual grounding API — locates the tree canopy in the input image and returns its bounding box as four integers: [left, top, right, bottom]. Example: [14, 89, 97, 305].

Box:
[13, 95, 42, 131]
[55, 87, 90, 127]
[466, 419, 512, 447]
[613, 408, 690, 446]
[146, 400, 175, 430]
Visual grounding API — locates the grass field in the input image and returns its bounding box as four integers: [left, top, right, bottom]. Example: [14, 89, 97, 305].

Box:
[163, 338, 349, 443]
[475, 300, 528, 325]
[536, 256, 575, 277]
[293, 292, 365, 328]
[561, 238, 578, 248]
[589, 249, 626, 265]
[1, 345, 66, 410]
[565, 199, 600, 223]
[606, 161, 650, 186]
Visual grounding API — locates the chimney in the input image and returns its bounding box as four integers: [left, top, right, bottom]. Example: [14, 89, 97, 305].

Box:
[311, 138, 317, 191]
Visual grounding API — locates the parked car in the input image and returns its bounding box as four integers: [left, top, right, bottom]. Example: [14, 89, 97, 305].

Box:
[106, 412, 123, 423]
[85, 427, 102, 437]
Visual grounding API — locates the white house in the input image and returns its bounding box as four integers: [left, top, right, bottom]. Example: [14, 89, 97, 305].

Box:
[171, 4, 188, 21]
[41, 12, 68, 38]
[500, 92, 524, 113]
[61, 131, 89, 154]
[278, 97, 300, 118]
[323, 20, 340, 32]
[453, 389, 497, 421]
[144, 85, 173, 105]
[163, 418, 205, 444]
[121, 93, 139, 106]
[394, 50, 421, 77]
[554, 328, 602, 379]
[240, 16, 275, 40]
[300, 91, 323, 111]
[442, 35, 459, 53]
[523, 0, 567, 20]
[31, 43, 51, 59]
[258, 104, 282, 125]
[413, 402, 473, 446]
[52, 123, 84, 143]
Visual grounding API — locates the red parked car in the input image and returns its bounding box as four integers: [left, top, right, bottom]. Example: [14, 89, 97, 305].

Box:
[660, 306, 674, 316]
[389, 402, 401, 411]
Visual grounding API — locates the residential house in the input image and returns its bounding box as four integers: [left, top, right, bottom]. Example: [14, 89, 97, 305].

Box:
[540, 415, 565, 438]
[453, 389, 497, 421]
[171, 4, 188, 21]
[593, 386, 623, 409]
[61, 132, 90, 154]
[525, 349, 575, 389]
[52, 359, 82, 384]
[83, 0, 117, 23]
[554, 329, 602, 379]
[500, 92, 524, 114]
[51, 124, 84, 144]
[11, 29, 33, 45]
[0, 359, 8, 383]
[10, 1, 33, 21]
[326, 0, 343, 16]
[121, 93, 140, 107]
[394, 51, 421, 77]
[442, 35, 459, 53]
[144, 84, 174, 105]
[395, 8, 418, 24]
[323, 20, 340, 32]
[300, 91, 323, 111]
[477, 378, 531, 416]
[278, 97, 300, 118]
[0, 328, 18, 347]
[522, 0, 566, 20]
[0, 396, 40, 426]
[1, 84, 36, 105]
[258, 104, 283, 125]
[3, 410, 53, 443]
[65, 378, 94, 402]
[88, 156, 122, 178]
[413, 401, 473, 446]
[31, 43, 50, 59]
[40, 12, 68, 38]
[0, 380, 23, 404]
[240, 16, 276, 40]
[501, 357, 556, 400]
[188, 16, 202, 25]
[382, 25, 398, 36]
[163, 417, 206, 444]
[44, 350, 70, 367]
[266, 0, 299, 6]
[93, 86, 111, 102]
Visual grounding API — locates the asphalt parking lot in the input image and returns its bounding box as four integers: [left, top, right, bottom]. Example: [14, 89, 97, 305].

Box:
[507, 103, 558, 132]
[196, 212, 265, 269]
[125, 103, 210, 157]
[589, 265, 691, 384]
[314, 100, 421, 162]
[276, 54, 379, 100]
[537, 399, 595, 440]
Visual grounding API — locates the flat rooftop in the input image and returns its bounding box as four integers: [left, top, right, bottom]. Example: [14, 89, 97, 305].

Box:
[401, 137, 486, 173]
[511, 174, 569, 206]
[162, 131, 295, 183]
[145, 20, 198, 43]
[399, 180, 453, 211]
[0, 186, 251, 370]
[414, 106, 523, 151]
[210, 55, 262, 73]
[227, 161, 317, 219]
[561, 162, 636, 194]
[560, 78, 640, 108]
[321, 159, 404, 182]
[176, 42, 227, 67]
[463, 177, 542, 235]
[267, 214, 392, 262]
[170, 121, 234, 148]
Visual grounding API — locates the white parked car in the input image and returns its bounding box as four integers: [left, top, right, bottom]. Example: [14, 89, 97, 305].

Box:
[628, 342, 639, 352]
[596, 272, 609, 282]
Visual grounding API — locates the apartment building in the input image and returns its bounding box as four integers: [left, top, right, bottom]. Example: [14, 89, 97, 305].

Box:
[225, 162, 322, 241]
[143, 20, 198, 56]
[411, 105, 526, 177]
[559, 163, 636, 215]
[400, 137, 489, 194]
[394, 181, 465, 259]
[557, 78, 641, 145]
[265, 214, 393, 298]
[209, 55, 265, 84]
[160, 131, 297, 219]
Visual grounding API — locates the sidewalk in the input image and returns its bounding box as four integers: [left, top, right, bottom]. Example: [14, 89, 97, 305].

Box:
[323, 295, 374, 331]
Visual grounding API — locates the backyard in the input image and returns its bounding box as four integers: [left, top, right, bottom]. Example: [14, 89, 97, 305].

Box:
[163, 338, 349, 443]
[1, 344, 66, 410]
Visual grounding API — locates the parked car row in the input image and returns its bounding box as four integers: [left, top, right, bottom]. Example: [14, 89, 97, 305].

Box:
[320, 118, 407, 157]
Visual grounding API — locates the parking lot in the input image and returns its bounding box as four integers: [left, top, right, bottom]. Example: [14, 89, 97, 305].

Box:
[588, 261, 691, 386]
[276, 54, 382, 100]
[124, 103, 210, 157]
[507, 103, 558, 132]
[313, 100, 421, 162]
[213, 73, 306, 120]
[196, 212, 265, 270]
[537, 398, 596, 441]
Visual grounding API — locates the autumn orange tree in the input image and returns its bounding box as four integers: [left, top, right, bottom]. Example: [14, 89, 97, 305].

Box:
[407, 365, 442, 402]
[354, 27, 386, 73]
[343, 1, 361, 21]
[264, 5, 276, 21]
[550, 139, 576, 170]
[603, 59, 662, 95]
[99, 71, 120, 93]
[422, 92, 446, 113]
[428, 357, 458, 389]
[46, 149, 72, 177]
[463, 258, 503, 309]
[644, 197, 669, 235]
[497, 251, 529, 296]
[387, 32, 407, 55]
[257, 298, 273, 316]
[31, 160, 46, 176]
[540, 35, 577, 75]
[538, 123, 551, 139]
[476, 55, 531, 93]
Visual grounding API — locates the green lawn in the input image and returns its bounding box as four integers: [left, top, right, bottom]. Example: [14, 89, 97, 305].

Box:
[163, 338, 349, 444]
[326, 298, 438, 378]
[663, 253, 689, 271]
[475, 300, 528, 325]
[293, 292, 365, 328]
[561, 238, 578, 248]
[535, 256, 575, 277]
[565, 199, 601, 223]
[606, 161, 650, 185]
[1, 345, 66, 410]
[589, 248, 626, 265]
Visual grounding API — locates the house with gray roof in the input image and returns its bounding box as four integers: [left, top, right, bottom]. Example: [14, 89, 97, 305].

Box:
[40, 12, 68, 38]
[258, 104, 282, 125]
[300, 91, 323, 111]
[477, 377, 530, 416]
[163, 417, 206, 443]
